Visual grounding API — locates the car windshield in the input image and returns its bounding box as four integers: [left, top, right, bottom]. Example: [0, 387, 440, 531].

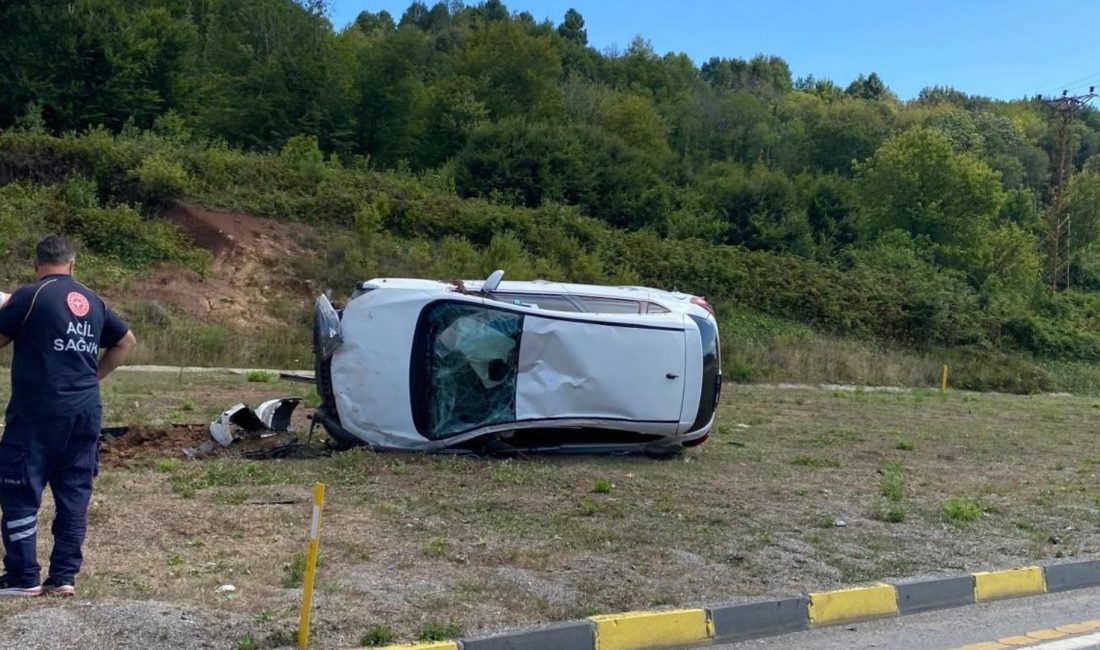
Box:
[415, 302, 524, 439]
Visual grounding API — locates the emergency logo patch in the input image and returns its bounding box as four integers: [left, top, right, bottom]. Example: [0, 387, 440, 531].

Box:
[67, 291, 90, 317]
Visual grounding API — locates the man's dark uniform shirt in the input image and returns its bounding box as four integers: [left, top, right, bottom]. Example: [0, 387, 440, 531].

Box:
[0, 274, 128, 421]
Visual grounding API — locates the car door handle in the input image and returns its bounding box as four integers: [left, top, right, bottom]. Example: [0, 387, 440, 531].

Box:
[666, 373, 679, 379]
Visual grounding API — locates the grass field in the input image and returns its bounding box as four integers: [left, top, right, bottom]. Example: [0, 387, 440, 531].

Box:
[0, 372, 1099, 648]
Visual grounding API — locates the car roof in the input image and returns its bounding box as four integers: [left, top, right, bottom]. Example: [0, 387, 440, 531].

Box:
[355, 277, 712, 318]
[360, 278, 695, 302]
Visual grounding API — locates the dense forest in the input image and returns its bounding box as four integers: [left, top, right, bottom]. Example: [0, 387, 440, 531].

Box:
[5, 0, 1100, 387]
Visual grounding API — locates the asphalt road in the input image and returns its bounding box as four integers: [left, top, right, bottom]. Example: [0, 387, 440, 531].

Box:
[713, 586, 1100, 649]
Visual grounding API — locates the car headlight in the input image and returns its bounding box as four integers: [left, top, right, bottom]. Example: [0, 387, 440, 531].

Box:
[315, 293, 343, 360]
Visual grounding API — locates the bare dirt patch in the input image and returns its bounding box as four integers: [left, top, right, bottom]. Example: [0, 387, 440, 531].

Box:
[107, 201, 315, 327]
[99, 424, 307, 469]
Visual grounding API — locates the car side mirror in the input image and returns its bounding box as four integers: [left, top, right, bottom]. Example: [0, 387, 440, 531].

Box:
[482, 269, 504, 294]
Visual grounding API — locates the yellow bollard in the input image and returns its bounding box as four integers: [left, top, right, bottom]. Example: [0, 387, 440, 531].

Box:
[298, 482, 327, 649]
[940, 364, 949, 392]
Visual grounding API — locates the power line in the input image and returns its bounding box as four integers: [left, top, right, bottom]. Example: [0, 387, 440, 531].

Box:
[1049, 71, 1100, 97]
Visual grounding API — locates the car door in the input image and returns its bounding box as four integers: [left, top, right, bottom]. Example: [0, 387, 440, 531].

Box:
[514, 312, 687, 424]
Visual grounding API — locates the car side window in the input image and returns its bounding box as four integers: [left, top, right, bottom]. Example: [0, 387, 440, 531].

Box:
[489, 293, 581, 313]
[646, 302, 671, 314]
[576, 297, 643, 314]
[417, 302, 523, 439]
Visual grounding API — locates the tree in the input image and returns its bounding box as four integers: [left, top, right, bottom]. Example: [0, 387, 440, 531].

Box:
[701, 55, 792, 96]
[700, 162, 812, 254]
[354, 10, 395, 34]
[455, 21, 562, 119]
[1065, 172, 1100, 262]
[845, 72, 893, 102]
[454, 119, 588, 208]
[557, 8, 587, 46]
[855, 129, 1006, 276]
[0, 0, 196, 132]
[351, 25, 432, 166]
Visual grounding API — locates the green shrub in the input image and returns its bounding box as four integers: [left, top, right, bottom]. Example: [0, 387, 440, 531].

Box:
[417, 622, 463, 642]
[879, 466, 906, 502]
[132, 153, 191, 204]
[941, 498, 982, 523]
[245, 371, 278, 383]
[726, 357, 756, 383]
[872, 506, 907, 523]
[281, 134, 327, 182]
[360, 626, 397, 647]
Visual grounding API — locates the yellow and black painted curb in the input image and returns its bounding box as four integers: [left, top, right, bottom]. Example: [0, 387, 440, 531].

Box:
[371, 559, 1100, 650]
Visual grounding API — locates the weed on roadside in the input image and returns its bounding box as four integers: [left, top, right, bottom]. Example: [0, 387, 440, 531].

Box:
[245, 371, 278, 383]
[235, 634, 258, 650]
[576, 498, 601, 516]
[154, 458, 184, 473]
[791, 456, 841, 469]
[281, 551, 321, 588]
[171, 461, 293, 498]
[941, 498, 982, 523]
[879, 463, 907, 502]
[418, 622, 463, 642]
[488, 460, 529, 485]
[872, 506, 907, 523]
[422, 537, 450, 559]
[593, 479, 614, 494]
[360, 626, 397, 647]
[264, 628, 296, 648]
[895, 440, 914, 451]
[217, 490, 251, 505]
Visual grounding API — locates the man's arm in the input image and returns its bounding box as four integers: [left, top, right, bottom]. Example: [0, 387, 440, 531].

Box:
[0, 334, 9, 349]
[98, 330, 136, 380]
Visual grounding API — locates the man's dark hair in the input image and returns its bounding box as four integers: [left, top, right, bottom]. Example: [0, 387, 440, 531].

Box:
[35, 235, 76, 266]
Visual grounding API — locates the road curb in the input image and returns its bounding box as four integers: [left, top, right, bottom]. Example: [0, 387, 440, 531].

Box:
[973, 566, 1047, 602]
[370, 559, 1100, 650]
[892, 574, 975, 613]
[808, 582, 898, 625]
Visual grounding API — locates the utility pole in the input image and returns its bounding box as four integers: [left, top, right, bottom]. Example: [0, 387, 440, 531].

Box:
[1043, 88, 1096, 290]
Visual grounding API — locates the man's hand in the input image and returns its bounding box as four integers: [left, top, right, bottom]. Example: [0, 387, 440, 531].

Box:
[98, 330, 136, 380]
[0, 334, 10, 350]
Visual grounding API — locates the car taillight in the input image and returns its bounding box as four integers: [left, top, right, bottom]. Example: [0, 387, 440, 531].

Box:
[691, 296, 715, 315]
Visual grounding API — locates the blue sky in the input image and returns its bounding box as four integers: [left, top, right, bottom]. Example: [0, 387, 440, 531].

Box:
[328, 0, 1100, 101]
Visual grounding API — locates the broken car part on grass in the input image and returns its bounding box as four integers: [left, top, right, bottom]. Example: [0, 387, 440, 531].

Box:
[189, 397, 302, 458]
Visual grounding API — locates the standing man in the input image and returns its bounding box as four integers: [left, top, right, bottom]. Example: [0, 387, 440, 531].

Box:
[0, 236, 136, 597]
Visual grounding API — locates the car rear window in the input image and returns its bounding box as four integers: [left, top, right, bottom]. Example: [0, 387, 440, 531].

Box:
[575, 297, 643, 314]
[489, 293, 581, 313]
[411, 302, 524, 439]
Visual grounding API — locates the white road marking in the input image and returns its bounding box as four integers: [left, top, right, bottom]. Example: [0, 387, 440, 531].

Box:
[1022, 631, 1100, 650]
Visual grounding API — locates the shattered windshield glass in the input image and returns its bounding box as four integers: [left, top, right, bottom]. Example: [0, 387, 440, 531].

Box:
[420, 302, 523, 439]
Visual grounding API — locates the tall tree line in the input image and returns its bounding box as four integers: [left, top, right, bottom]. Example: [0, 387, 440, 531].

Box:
[6, 0, 1100, 293]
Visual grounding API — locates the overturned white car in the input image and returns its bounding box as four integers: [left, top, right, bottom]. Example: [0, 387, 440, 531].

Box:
[312, 272, 721, 455]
